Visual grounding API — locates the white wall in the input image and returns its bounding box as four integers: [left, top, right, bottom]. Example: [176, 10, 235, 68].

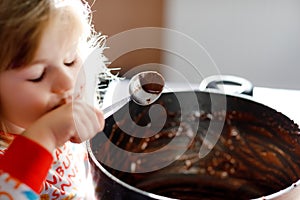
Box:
[162, 0, 300, 89]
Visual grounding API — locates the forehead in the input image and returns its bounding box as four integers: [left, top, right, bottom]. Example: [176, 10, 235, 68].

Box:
[34, 6, 85, 59]
[52, 4, 85, 35]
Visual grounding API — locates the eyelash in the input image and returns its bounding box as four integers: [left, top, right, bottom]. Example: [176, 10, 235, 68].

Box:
[64, 58, 77, 67]
[28, 71, 45, 82]
[28, 58, 77, 82]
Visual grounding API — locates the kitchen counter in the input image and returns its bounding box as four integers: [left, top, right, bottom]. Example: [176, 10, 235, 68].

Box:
[102, 80, 300, 126]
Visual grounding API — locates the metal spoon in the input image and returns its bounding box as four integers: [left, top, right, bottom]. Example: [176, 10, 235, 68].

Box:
[102, 71, 165, 118]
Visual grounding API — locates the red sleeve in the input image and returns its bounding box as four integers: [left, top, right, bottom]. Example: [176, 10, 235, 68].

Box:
[0, 135, 53, 193]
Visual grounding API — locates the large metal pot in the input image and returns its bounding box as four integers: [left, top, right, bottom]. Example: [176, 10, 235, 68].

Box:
[88, 76, 300, 200]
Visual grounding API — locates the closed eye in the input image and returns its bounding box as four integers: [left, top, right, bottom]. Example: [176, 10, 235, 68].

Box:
[64, 61, 75, 67]
[28, 71, 45, 82]
[64, 58, 77, 67]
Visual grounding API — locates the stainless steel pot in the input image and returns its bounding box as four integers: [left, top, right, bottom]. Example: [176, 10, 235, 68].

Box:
[88, 76, 300, 200]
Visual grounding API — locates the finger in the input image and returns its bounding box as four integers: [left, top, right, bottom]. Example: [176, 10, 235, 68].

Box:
[94, 108, 104, 132]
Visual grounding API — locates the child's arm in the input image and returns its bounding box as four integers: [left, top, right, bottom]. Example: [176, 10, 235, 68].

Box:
[0, 100, 104, 198]
[0, 135, 53, 199]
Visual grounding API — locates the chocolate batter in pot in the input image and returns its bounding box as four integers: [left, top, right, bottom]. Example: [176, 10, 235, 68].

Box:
[91, 91, 300, 200]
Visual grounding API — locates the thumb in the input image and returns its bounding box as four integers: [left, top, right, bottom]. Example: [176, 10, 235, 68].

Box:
[94, 108, 105, 132]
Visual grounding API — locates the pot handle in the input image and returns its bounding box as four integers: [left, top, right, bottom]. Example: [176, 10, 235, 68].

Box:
[199, 75, 254, 96]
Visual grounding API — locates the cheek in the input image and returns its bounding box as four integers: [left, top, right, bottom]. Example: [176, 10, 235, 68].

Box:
[0, 86, 49, 128]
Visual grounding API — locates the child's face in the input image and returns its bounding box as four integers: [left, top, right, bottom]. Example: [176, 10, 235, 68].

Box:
[0, 20, 84, 130]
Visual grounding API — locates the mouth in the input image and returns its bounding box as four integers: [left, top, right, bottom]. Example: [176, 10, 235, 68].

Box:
[50, 99, 67, 111]
[50, 93, 83, 111]
[51, 104, 61, 111]
[50, 97, 70, 111]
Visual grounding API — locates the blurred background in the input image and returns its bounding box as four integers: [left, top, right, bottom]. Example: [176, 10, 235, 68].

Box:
[88, 0, 300, 90]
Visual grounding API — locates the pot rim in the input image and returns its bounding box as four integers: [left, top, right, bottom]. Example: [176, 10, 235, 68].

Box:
[87, 140, 177, 200]
[87, 140, 300, 200]
[253, 179, 300, 200]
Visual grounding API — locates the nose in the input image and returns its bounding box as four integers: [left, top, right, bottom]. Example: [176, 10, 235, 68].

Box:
[51, 67, 74, 94]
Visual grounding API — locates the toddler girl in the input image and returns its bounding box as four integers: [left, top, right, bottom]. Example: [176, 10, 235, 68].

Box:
[0, 0, 108, 199]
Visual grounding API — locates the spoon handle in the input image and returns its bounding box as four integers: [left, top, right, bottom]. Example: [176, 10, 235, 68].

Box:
[102, 96, 131, 119]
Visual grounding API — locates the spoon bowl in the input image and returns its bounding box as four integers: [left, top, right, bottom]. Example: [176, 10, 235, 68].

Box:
[129, 71, 165, 105]
[102, 71, 165, 118]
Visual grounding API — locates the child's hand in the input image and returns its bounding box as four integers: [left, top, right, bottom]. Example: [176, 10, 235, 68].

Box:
[23, 100, 104, 153]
